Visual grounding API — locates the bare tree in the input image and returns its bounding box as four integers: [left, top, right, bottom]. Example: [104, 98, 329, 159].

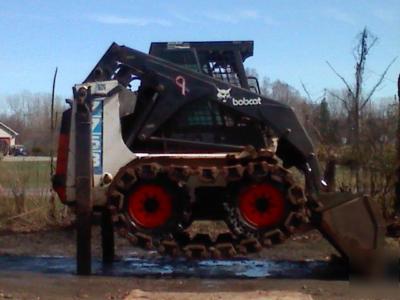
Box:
[327, 27, 397, 191]
[3, 92, 64, 154]
[300, 81, 313, 101]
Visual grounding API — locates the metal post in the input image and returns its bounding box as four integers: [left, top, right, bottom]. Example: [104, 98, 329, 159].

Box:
[101, 208, 115, 263]
[75, 87, 93, 275]
[396, 74, 400, 216]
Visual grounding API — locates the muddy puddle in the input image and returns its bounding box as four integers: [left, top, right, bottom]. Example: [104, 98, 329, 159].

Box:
[0, 255, 348, 279]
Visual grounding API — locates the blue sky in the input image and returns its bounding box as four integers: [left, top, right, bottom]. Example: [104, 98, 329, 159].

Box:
[0, 0, 399, 109]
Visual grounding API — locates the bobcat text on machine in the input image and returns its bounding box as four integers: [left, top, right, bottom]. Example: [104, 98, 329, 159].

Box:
[52, 41, 385, 275]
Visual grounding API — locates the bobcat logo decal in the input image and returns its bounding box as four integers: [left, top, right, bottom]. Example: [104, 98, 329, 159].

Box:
[216, 88, 231, 103]
[216, 86, 262, 106]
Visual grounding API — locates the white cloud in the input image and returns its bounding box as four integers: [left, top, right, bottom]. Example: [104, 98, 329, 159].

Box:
[323, 8, 356, 25]
[372, 8, 399, 24]
[0, 12, 53, 22]
[202, 9, 276, 25]
[263, 16, 279, 26]
[170, 12, 200, 24]
[204, 11, 238, 23]
[240, 9, 260, 19]
[168, 8, 277, 27]
[89, 14, 172, 27]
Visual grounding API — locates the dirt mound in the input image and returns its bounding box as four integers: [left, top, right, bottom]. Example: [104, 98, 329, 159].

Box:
[125, 289, 313, 300]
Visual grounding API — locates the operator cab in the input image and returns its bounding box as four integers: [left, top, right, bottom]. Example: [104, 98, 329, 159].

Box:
[121, 41, 266, 153]
[149, 41, 259, 93]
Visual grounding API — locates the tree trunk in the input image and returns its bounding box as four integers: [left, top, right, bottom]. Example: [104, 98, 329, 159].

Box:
[354, 118, 361, 191]
[353, 29, 369, 193]
[369, 167, 375, 195]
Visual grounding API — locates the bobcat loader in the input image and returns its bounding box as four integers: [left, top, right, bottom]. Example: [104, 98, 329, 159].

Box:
[53, 41, 385, 275]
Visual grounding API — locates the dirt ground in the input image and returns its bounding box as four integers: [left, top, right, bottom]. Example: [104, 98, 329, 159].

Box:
[0, 226, 337, 260]
[0, 228, 398, 300]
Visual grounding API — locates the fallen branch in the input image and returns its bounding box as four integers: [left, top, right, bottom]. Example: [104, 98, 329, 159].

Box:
[0, 206, 47, 223]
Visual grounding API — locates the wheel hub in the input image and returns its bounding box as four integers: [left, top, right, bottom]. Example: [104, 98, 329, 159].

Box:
[238, 183, 286, 229]
[143, 197, 160, 213]
[254, 197, 269, 212]
[128, 184, 173, 229]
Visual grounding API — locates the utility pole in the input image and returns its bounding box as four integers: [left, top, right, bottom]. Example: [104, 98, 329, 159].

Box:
[396, 74, 400, 216]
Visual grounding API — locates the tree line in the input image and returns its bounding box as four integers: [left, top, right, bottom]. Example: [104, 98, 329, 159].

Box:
[0, 27, 397, 216]
[248, 27, 398, 216]
[0, 91, 65, 155]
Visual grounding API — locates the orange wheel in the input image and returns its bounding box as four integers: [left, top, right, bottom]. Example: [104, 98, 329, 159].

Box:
[238, 183, 286, 229]
[127, 183, 173, 229]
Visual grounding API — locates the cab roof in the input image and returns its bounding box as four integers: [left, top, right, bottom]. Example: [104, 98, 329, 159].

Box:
[149, 41, 254, 62]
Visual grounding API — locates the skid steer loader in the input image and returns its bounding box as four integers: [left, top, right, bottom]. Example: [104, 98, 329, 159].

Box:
[52, 41, 386, 275]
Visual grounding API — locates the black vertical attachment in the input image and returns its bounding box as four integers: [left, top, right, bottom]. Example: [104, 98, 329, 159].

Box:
[233, 50, 249, 89]
[101, 208, 115, 263]
[75, 86, 93, 275]
[323, 154, 336, 192]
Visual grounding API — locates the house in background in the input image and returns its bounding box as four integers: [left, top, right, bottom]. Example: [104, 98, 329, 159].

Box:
[0, 121, 18, 155]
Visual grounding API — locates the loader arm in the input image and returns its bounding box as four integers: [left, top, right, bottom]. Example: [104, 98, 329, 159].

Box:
[84, 43, 322, 195]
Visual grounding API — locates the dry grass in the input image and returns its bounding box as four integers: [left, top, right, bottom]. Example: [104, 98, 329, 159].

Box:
[0, 194, 70, 233]
[0, 160, 50, 188]
[0, 160, 69, 232]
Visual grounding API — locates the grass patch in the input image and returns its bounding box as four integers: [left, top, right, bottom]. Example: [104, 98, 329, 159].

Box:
[0, 160, 70, 232]
[0, 195, 53, 231]
[0, 192, 70, 233]
[0, 160, 51, 189]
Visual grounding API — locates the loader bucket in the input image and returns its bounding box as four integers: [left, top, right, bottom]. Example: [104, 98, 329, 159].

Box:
[315, 192, 386, 274]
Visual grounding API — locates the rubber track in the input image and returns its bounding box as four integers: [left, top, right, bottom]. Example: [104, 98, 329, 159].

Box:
[107, 153, 310, 259]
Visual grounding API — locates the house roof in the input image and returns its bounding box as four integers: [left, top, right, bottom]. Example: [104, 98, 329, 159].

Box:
[0, 121, 18, 137]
